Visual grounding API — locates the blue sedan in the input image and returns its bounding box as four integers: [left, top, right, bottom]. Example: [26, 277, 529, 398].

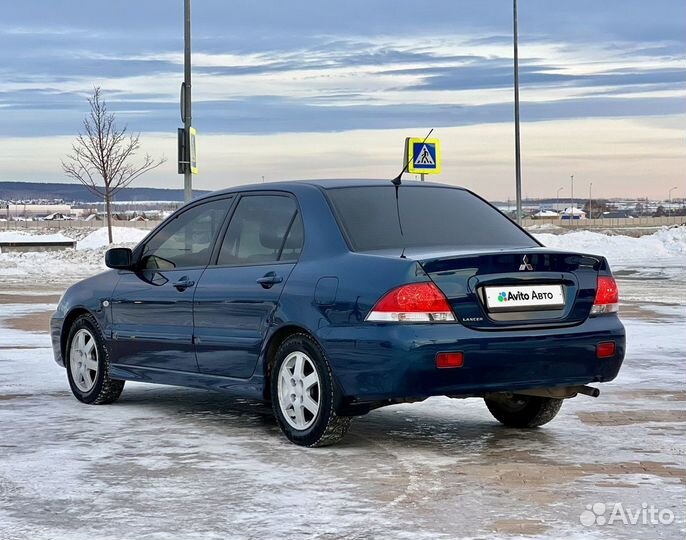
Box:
[51, 180, 625, 446]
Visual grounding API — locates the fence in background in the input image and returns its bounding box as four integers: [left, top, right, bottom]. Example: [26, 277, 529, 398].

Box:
[522, 216, 686, 229]
[1, 215, 684, 234]
[0, 220, 162, 231]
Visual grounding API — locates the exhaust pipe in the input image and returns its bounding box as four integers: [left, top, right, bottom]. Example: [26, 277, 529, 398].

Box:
[577, 385, 600, 398]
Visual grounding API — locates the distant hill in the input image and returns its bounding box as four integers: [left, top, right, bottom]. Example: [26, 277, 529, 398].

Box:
[0, 181, 210, 203]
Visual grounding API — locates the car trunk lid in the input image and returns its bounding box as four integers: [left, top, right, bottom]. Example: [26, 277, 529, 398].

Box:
[414, 247, 606, 330]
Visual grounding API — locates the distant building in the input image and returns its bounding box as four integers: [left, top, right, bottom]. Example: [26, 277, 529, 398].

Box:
[7, 204, 72, 219]
[532, 209, 559, 219]
[43, 212, 70, 221]
[560, 207, 586, 220]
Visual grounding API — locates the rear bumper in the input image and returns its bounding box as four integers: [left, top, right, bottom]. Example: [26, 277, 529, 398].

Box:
[319, 315, 625, 403]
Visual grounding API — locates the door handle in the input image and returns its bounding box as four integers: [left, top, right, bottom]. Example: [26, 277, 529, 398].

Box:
[173, 277, 195, 291]
[256, 272, 283, 289]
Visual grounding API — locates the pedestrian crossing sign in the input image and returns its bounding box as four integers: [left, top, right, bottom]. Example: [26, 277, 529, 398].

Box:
[406, 137, 441, 175]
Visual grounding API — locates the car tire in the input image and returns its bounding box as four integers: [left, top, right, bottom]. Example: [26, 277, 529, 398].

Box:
[271, 333, 352, 447]
[65, 313, 125, 405]
[484, 394, 563, 428]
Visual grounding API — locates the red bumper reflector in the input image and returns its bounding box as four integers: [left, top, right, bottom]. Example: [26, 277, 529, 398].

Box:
[436, 352, 464, 369]
[596, 342, 616, 359]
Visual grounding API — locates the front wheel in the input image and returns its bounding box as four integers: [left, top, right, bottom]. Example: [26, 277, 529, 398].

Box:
[484, 394, 563, 428]
[271, 334, 351, 447]
[65, 314, 125, 405]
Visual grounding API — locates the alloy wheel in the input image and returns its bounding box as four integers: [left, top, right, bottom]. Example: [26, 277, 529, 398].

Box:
[277, 351, 321, 430]
[69, 329, 99, 393]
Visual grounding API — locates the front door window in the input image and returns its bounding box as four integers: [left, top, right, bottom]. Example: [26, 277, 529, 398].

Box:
[142, 199, 228, 270]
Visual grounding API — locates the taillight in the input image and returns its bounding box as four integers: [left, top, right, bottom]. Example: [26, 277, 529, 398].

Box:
[591, 276, 619, 315]
[366, 282, 456, 323]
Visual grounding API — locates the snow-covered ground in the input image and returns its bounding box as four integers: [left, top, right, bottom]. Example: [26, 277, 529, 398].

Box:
[536, 226, 686, 309]
[76, 227, 149, 250]
[536, 227, 686, 281]
[0, 227, 149, 285]
[0, 227, 684, 539]
[0, 230, 74, 243]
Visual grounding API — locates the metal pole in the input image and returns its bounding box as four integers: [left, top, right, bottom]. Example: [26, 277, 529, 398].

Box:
[570, 175, 574, 209]
[570, 175, 574, 225]
[589, 182, 593, 220]
[513, 0, 523, 225]
[183, 0, 193, 203]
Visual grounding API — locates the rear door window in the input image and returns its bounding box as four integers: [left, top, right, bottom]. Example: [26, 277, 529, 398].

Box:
[326, 185, 537, 251]
[217, 195, 302, 266]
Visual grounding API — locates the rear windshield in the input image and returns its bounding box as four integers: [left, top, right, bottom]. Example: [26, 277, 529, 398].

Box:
[326, 185, 538, 251]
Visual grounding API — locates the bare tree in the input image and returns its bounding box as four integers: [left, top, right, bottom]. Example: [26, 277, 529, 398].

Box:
[62, 87, 166, 244]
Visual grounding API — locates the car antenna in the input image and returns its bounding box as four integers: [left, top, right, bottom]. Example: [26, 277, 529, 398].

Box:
[396, 184, 407, 259]
[391, 128, 434, 259]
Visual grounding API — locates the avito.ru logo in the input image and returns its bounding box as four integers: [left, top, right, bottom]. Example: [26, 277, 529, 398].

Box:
[580, 502, 675, 527]
[498, 290, 556, 302]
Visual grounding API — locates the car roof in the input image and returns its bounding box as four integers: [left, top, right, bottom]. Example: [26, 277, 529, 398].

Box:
[199, 179, 465, 200]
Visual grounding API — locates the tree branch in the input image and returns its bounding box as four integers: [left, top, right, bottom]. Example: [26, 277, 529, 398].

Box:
[61, 87, 167, 243]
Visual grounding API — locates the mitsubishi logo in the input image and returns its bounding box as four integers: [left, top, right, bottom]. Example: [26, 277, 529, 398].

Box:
[519, 255, 534, 271]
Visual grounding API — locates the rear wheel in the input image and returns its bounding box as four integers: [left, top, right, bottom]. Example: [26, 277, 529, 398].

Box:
[65, 314, 125, 405]
[484, 394, 563, 428]
[271, 334, 351, 447]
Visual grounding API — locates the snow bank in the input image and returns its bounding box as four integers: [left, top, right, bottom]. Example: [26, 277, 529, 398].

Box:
[0, 248, 105, 283]
[0, 227, 149, 248]
[0, 227, 150, 284]
[534, 226, 686, 269]
[0, 230, 73, 243]
[77, 227, 149, 250]
[525, 223, 565, 233]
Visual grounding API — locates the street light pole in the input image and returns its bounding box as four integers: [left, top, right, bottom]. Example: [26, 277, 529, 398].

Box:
[183, 0, 192, 203]
[513, 0, 523, 225]
[589, 182, 593, 220]
[569, 175, 575, 225]
[668, 186, 677, 204]
[570, 175, 574, 208]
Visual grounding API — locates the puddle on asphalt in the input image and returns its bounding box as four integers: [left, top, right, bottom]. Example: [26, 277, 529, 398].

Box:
[0, 394, 31, 401]
[577, 410, 686, 426]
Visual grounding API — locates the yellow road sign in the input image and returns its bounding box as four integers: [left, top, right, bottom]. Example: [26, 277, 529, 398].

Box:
[406, 137, 441, 175]
[189, 127, 198, 175]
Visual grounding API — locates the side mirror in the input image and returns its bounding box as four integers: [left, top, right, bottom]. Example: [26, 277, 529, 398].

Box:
[105, 247, 133, 270]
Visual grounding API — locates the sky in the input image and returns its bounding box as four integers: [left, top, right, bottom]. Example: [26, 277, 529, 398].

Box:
[1, 0, 684, 201]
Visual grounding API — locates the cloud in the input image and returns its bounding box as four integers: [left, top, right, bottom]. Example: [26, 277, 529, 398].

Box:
[2, 116, 683, 201]
[1, 38, 683, 132]
[0, 0, 684, 197]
